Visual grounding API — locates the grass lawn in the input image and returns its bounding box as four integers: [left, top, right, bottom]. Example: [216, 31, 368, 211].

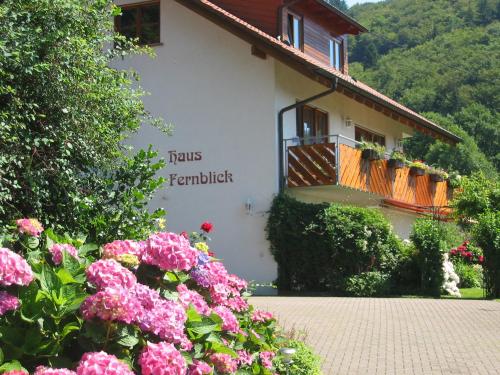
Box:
[403, 288, 499, 301]
[442, 287, 500, 301]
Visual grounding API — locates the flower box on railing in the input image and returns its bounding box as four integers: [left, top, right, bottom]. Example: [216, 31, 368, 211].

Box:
[388, 159, 405, 169]
[409, 166, 426, 176]
[361, 148, 381, 161]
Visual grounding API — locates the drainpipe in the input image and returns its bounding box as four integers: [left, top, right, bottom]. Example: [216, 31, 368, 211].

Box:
[278, 77, 338, 192]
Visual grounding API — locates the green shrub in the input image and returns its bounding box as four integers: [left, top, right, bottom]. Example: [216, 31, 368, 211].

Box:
[391, 243, 421, 293]
[274, 340, 323, 375]
[267, 195, 403, 294]
[454, 263, 483, 288]
[473, 211, 500, 298]
[0, 0, 168, 243]
[410, 218, 447, 297]
[345, 271, 391, 297]
[266, 195, 330, 291]
[323, 204, 400, 277]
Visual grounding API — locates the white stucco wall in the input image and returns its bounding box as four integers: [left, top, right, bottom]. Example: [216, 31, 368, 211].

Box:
[113, 0, 278, 284]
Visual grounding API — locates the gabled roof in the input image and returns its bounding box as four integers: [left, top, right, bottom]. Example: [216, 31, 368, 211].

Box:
[176, 0, 461, 144]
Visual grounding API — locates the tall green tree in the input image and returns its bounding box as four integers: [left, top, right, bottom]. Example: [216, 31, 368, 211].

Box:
[349, 0, 499, 174]
[0, 0, 168, 243]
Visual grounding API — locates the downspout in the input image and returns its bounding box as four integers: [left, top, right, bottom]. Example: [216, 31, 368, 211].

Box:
[278, 77, 338, 192]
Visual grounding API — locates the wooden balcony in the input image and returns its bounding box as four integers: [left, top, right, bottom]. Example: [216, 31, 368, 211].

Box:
[285, 137, 452, 213]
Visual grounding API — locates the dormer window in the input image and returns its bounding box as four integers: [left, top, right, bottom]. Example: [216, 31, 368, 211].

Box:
[286, 11, 303, 50]
[329, 38, 343, 71]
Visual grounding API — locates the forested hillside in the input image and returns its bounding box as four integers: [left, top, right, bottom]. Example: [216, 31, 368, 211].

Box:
[347, 0, 499, 176]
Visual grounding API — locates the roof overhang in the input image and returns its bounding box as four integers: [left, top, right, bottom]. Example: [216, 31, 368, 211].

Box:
[175, 0, 461, 145]
[298, 0, 368, 35]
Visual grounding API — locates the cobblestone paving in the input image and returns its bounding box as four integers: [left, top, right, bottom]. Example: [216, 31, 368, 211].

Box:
[250, 297, 500, 375]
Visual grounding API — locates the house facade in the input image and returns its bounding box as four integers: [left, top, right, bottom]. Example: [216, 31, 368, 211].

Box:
[113, 0, 459, 288]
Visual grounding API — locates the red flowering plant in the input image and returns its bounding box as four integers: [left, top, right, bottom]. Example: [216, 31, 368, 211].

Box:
[449, 241, 484, 265]
[0, 219, 289, 374]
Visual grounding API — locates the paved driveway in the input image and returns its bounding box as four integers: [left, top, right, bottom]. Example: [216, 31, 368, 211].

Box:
[250, 297, 500, 375]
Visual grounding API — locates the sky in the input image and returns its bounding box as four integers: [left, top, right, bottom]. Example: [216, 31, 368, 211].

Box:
[346, 0, 382, 6]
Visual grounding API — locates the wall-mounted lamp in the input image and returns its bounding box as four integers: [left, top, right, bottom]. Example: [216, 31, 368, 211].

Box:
[345, 116, 353, 128]
[245, 198, 254, 215]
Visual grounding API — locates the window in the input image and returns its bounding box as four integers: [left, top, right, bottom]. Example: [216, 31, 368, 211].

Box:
[329, 38, 343, 70]
[286, 12, 303, 50]
[297, 105, 329, 144]
[115, 2, 160, 46]
[355, 126, 386, 146]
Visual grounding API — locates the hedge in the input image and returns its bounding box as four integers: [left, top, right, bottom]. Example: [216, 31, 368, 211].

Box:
[410, 218, 447, 297]
[266, 194, 403, 294]
[473, 211, 500, 298]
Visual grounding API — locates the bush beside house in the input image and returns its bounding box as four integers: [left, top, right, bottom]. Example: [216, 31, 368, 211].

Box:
[267, 195, 403, 296]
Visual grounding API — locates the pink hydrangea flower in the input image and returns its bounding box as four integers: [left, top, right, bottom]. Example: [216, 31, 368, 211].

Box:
[209, 353, 237, 374]
[3, 371, 29, 375]
[102, 240, 144, 260]
[191, 261, 228, 288]
[224, 296, 249, 312]
[16, 218, 44, 237]
[34, 366, 77, 375]
[0, 291, 20, 316]
[138, 299, 188, 344]
[213, 306, 239, 333]
[259, 351, 276, 369]
[177, 284, 210, 315]
[227, 274, 248, 291]
[80, 287, 142, 324]
[77, 352, 134, 375]
[143, 232, 198, 271]
[209, 283, 231, 305]
[251, 310, 274, 323]
[86, 259, 136, 290]
[132, 283, 161, 310]
[238, 350, 253, 366]
[49, 243, 79, 265]
[138, 342, 187, 375]
[0, 247, 34, 286]
[187, 360, 212, 375]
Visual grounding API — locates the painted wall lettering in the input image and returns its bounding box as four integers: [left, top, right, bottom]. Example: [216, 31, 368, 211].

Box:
[169, 171, 233, 186]
[168, 150, 202, 165]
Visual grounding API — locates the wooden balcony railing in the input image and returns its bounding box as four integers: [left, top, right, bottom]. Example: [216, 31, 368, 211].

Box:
[285, 136, 451, 210]
[287, 143, 337, 187]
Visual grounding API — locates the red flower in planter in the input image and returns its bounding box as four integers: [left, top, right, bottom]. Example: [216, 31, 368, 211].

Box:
[479, 255, 484, 264]
[200, 222, 213, 233]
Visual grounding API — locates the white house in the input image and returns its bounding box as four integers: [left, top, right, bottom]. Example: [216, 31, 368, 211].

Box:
[113, 0, 460, 289]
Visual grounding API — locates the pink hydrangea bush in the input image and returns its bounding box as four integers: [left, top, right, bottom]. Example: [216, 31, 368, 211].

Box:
[80, 286, 142, 324]
[34, 367, 77, 375]
[142, 232, 198, 271]
[0, 220, 287, 374]
[138, 342, 187, 375]
[49, 243, 79, 265]
[86, 259, 137, 290]
[16, 218, 44, 237]
[0, 291, 20, 316]
[76, 352, 134, 375]
[0, 247, 34, 286]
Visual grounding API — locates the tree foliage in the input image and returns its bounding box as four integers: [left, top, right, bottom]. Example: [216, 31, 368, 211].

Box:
[349, 0, 499, 173]
[0, 0, 167, 242]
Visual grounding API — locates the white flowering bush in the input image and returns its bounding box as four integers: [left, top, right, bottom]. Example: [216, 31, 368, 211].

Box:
[0, 219, 287, 374]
